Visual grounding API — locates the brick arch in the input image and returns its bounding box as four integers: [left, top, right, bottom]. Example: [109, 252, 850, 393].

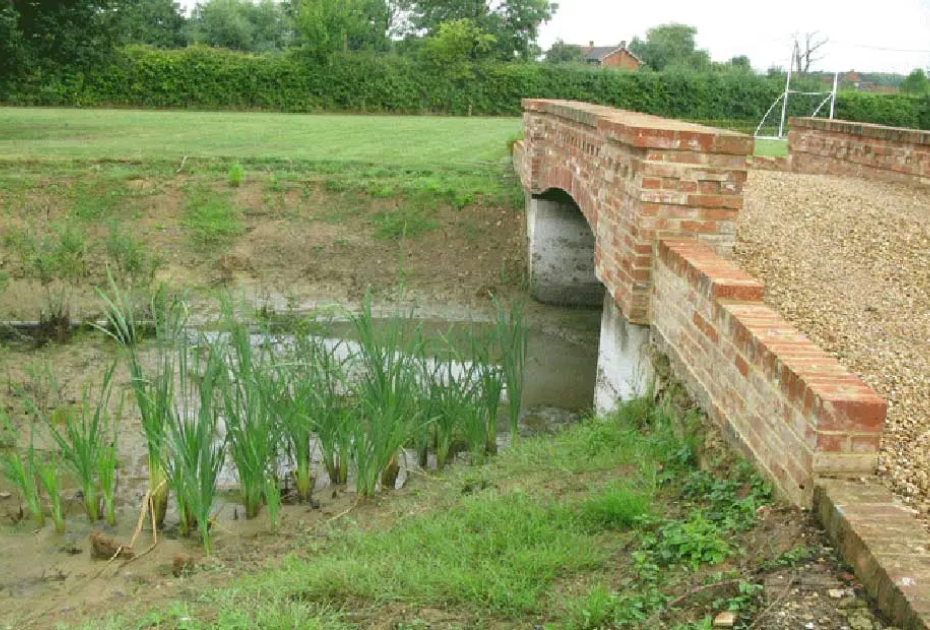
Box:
[513, 99, 753, 324]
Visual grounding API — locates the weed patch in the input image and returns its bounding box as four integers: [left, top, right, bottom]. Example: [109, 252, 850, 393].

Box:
[184, 188, 243, 247]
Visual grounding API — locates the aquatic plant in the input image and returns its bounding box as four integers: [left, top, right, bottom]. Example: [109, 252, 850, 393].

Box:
[44, 363, 120, 523]
[36, 458, 65, 534]
[98, 424, 120, 527]
[0, 416, 45, 529]
[165, 345, 226, 553]
[494, 301, 527, 442]
[282, 333, 351, 493]
[98, 277, 188, 529]
[349, 297, 423, 497]
[217, 315, 279, 519]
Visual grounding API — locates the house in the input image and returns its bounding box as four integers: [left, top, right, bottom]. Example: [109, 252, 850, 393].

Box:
[583, 41, 641, 70]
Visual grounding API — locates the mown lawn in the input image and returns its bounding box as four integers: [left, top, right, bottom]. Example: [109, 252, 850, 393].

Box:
[0, 107, 521, 168]
[753, 138, 788, 158]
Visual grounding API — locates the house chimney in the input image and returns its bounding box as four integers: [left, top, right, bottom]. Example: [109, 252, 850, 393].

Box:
[620, 40, 626, 49]
[589, 40, 595, 50]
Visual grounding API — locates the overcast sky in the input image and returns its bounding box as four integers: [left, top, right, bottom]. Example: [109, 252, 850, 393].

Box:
[539, 0, 930, 73]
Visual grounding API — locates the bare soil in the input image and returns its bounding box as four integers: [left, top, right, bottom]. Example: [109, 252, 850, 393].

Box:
[0, 176, 526, 322]
[736, 171, 930, 520]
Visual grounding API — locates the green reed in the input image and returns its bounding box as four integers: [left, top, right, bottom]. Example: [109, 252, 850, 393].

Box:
[287, 333, 352, 491]
[44, 363, 120, 523]
[36, 458, 64, 534]
[217, 315, 279, 519]
[470, 330, 505, 456]
[165, 343, 225, 553]
[98, 277, 188, 529]
[349, 297, 423, 497]
[493, 301, 527, 442]
[0, 416, 45, 529]
[98, 413, 121, 527]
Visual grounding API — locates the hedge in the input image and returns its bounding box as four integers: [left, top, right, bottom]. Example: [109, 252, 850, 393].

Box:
[2, 46, 928, 131]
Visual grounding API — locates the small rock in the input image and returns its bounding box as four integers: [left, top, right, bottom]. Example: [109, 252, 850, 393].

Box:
[713, 611, 736, 628]
[0, 492, 11, 500]
[829, 588, 848, 599]
[90, 530, 134, 560]
[172, 553, 196, 577]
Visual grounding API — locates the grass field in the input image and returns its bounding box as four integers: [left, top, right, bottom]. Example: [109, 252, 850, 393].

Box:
[753, 138, 789, 158]
[0, 107, 521, 167]
[0, 107, 782, 167]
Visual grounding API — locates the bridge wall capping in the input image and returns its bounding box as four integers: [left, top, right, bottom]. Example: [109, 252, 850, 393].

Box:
[789, 116, 930, 185]
[652, 238, 886, 506]
[517, 99, 754, 325]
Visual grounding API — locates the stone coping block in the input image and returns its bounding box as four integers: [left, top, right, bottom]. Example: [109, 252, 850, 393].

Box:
[816, 479, 930, 629]
[522, 99, 754, 155]
[792, 117, 930, 147]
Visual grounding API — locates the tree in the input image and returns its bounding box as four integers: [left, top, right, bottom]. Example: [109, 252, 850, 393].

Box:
[293, 0, 391, 60]
[420, 18, 496, 66]
[117, 0, 187, 48]
[0, 1, 25, 82]
[191, 0, 292, 52]
[901, 68, 930, 95]
[6, 0, 125, 73]
[792, 32, 828, 74]
[628, 24, 710, 71]
[544, 39, 585, 64]
[727, 55, 752, 71]
[404, 0, 557, 60]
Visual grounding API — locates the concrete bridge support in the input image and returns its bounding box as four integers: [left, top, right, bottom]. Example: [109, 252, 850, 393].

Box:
[594, 294, 651, 414]
[526, 191, 603, 307]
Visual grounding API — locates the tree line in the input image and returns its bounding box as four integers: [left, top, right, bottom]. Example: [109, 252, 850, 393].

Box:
[0, 0, 558, 79]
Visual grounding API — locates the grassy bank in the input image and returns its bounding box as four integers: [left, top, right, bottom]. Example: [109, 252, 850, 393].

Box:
[60, 384, 804, 630]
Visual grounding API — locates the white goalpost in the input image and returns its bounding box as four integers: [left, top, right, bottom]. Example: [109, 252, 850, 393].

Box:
[755, 41, 839, 140]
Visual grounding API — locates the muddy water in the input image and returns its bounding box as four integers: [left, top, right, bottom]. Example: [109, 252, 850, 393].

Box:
[0, 303, 602, 626]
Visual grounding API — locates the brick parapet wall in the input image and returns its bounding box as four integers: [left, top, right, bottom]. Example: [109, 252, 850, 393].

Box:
[518, 99, 753, 324]
[789, 117, 930, 185]
[652, 238, 887, 505]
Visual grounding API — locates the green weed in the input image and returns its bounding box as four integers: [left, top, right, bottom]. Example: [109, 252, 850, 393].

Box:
[105, 223, 159, 286]
[369, 205, 437, 240]
[184, 188, 243, 247]
[228, 162, 244, 187]
[578, 482, 652, 531]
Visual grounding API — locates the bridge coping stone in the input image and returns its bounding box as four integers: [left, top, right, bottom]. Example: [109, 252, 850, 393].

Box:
[522, 99, 754, 155]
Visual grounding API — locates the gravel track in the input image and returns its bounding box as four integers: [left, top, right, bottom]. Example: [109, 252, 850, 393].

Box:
[735, 170, 930, 513]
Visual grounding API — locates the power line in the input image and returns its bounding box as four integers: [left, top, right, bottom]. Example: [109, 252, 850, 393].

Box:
[829, 40, 930, 54]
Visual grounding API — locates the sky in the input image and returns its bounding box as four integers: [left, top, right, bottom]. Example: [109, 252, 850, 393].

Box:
[538, 0, 930, 74]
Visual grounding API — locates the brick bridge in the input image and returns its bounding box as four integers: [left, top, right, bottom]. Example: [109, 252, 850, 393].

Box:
[512, 99, 886, 508]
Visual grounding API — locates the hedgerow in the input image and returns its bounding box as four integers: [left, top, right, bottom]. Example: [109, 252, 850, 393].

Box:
[3, 46, 927, 130]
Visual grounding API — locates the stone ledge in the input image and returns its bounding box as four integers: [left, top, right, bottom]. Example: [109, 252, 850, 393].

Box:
[791, 117, 930, 147]
[815, 479, 930, 629]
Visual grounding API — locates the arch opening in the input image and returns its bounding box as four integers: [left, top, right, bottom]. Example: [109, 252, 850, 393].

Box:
[526, 188, 604, 307]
